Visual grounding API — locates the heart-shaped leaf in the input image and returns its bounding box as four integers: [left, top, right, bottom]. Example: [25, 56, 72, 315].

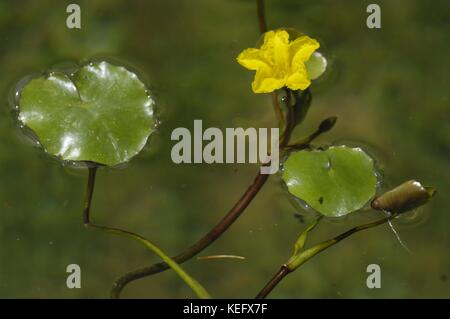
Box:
[282, 146, 377, 217]
[17, 61, 155, 166]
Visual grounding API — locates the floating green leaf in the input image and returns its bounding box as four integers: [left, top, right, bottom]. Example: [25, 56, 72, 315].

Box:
[282, 146, 377, 217]
[17, 61, 155, 166]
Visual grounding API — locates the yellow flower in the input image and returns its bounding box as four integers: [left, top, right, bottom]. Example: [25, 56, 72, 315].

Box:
[237, 29, 320, 93]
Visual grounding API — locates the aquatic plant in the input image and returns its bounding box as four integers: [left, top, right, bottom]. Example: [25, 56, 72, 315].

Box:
[14, 0, 436, 299]
[15, 60, 210, 299]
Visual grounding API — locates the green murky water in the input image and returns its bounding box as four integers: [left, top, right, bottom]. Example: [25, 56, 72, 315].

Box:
[0, 0, 448, 298]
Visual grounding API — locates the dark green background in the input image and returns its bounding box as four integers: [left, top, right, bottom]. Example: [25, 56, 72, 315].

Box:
[0, 0, 448, 298]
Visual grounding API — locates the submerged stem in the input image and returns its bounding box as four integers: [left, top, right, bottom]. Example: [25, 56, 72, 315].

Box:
[255, 265, 290, 299]
[84, 167, 211, 299]
[272, 91, 286, 129]
[110, 170, 270, 298]
[285, 116, 337, 151]
[256, 216, 392, 299]
[111, 91, 298, 298]
[110, 0, 303, 299]
[256, 0, 268, 33]
[111, 93, 298, 298]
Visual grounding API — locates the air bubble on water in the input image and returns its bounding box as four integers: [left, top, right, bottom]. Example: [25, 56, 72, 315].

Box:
[322, 212, 350, 225]
[152, 118, 162, 131]
[393, 207, 431, 228]
[287, 193, 321, 223]
[324, 158, 331, 170]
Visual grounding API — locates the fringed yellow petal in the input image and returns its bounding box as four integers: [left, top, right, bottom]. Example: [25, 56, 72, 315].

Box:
[261, 30, 290, 68]
[290, 36, 320, 71]
[236, 48, 270, 71]
[286, 65, 311, 91]
[252, 70, 285, 93]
